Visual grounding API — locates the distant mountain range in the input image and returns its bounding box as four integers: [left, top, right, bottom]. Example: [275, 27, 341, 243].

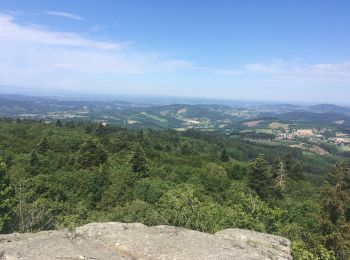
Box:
[0, 93, 350, 129]
[307, 104, 350, 114]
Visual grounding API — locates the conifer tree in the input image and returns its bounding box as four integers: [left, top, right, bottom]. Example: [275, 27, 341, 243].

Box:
[30, 150, 39, 167]
[290, 161, 303, 180]
[248, 154, 274, 201]
[320, 162, 350, 259]
[37, 137, 50, 154]
[129, 142, 147, 174]
[76, 138, 108, 168]
[55, 120, 63, 127]
[220, 149, 229, 162]
[181, 142, 192, 155]
[283, 154, 303, 180]
[284, 154, 293, 174]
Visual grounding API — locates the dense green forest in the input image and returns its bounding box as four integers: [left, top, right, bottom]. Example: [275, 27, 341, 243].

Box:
[0, 119, 349, 259]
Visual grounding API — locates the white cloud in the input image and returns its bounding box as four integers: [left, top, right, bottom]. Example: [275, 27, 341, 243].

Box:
[0, 13, 196, 89]
[243, 60, 350, 82]
[288, 62, 350, 80]
[245, 63, 281, 74]
[0, 12, 349, 94]
[89, 25, 107, 32]
[45, 11, 85, 21]
[0, 14, 125, 50]
[161, 60, 197, 70]
[212, 69, 243, 76]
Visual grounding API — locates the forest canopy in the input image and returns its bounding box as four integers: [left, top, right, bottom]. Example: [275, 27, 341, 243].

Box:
[0, 119, 349, 259]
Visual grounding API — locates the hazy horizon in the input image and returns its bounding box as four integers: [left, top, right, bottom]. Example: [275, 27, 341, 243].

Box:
[1, 84, 350, 107]
[0, 1, 349, 103]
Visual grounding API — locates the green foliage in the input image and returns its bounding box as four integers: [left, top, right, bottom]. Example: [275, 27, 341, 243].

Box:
[111, 200, 163, 226]
[220, 149, 229, 162]
[292, 240, 335, 260]
[319, 163, 350, 259]
[222, 182, 283, 233]
[290, 161, 304, 180]
[55, 120, 63, 127]
[37, 136, 50, 154]
[180, 142, 193, 155]
[129, 142, 147, 174]
[0, 119, 349, 258]
[198, 163, 230, 196]
[225, 162, 247, 180]
[29, 150, 39, 167]
[157, 184, 202, 229]
[248, 154, 275, 201]
[98, 164, 136, 208]
[76, 138, 108, 168]
[0, 159, 14, 232]
[157, 184, 228, 233]
[133, 178, 171, 204]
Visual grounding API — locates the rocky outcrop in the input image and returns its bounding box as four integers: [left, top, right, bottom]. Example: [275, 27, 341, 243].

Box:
[0, 222, 292, 260]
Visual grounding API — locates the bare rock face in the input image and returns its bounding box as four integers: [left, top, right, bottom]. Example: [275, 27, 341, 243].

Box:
[0, 230, 123, 260]
[215, 229, 291, 259]
[0, 222, 292, 260]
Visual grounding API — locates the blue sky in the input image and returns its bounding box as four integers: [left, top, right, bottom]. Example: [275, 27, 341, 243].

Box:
[0, 0, 350, 103]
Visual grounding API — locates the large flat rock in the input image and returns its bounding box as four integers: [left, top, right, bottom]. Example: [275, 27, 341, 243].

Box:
[0, 230, 124, 260]
[0, 222, 292, 260]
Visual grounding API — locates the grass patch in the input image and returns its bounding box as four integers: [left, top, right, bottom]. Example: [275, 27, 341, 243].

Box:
[268, 122, 289, 130]
[338, 144, 350, 152]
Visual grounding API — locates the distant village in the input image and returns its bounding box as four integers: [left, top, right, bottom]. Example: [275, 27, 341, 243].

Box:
[275, 128, 350, 145]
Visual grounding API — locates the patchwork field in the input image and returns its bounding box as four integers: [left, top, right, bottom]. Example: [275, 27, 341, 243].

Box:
[308, 145, 329, 155]
[338, 144, 350, 152]
[290, 143, 328, 155]
[268, 122, 289, 129]
[255, 128, 274, 134]
[243, 120, 263, 127]
[140, 112, 168, 123]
